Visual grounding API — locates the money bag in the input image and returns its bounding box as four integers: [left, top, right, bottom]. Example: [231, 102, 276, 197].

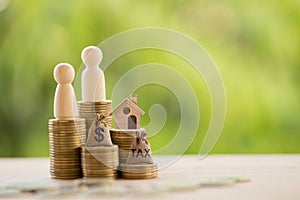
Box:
[86, 114, 113, 147]
[126, 130, 154, 164]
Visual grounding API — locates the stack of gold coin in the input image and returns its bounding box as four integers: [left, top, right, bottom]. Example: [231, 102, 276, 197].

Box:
[81, 145, 119, 178]
[110, 129, 143, 164]
[120, 163, 158, 179]
[77, 101, 112, 142]
[48, 119, 86, 179]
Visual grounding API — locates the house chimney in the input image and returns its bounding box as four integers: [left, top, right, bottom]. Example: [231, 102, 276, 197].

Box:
[130, 94, 138, 104]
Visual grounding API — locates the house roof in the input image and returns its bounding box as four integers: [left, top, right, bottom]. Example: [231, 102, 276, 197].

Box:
[111, 98, 145, 115]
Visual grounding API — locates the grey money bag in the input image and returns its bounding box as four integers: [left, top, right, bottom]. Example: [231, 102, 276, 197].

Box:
[86, 114, 113, 147]
[126, 130, 154, 164]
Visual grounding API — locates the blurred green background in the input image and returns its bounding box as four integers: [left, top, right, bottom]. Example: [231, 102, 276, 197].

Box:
[0, 0, 299, 157]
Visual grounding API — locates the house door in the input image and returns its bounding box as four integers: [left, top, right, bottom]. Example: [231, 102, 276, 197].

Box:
[128, 115, 137, 129]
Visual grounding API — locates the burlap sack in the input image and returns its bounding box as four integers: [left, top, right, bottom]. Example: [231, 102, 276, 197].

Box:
[126, 130, 154, 164]
[86, 114, 113, 147]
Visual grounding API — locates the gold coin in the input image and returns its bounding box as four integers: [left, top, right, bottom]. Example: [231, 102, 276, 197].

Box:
[82, 172, 116, 176]
[49, 127, 86, 130]
[50, 151, 80, 154]
[50, 155, 80, 159]
[112, 142, 132, 146]
[82, 152, 117, 156]
[50, 166, 81, 170]
[49, 142, 81, 146]
[50, 163, 81, 166]
[49, 126, 86, 130]
[50, 159, 81, 163]
[122, 172, 157, 176]
[111, 139, 134, 143]
[82, 156, 118, 162]
[48, 123, 86, 126]
[121, 174, 157, 179]
[82, 159, 118, 164]
[78, 100, 112, 103]
[82, 152, 119, 157]
[119, 154, 130, 158]
[82, 161, 119, 166]
[48, 120, 85, 125]
[110, 133, 136, 138]
[50, 154, 80, 159]
[49, 140, 81, 144]
[49, 138, 80, 142]
[50, 158, 81, 162]
[50, 174, 82, 178]
[83, 145, 118, 151]
[78, 110, 111, 113]
[83, 174, 117, 178]
[48, 130, 86, 134]
[122, 171, 157, 176]
[82, 154, 118, 158]
[50, 163, 81, 167]
[49, 141, 80, 144]
[82, 165, 118, 170]
[82, 173, 117, 177]
[78, 107, 112, 110]
[78, 111, 111, 114]
[82, 170, 116, 175]
[82, 168, 116, 172]
[120, 164, 157, 173]
[82, 158, 119, 164]
[50, 170, 82, 174]
[120, 168, 157, 172]
[51, 175, 82, 179]
[49, 134, 81, 138]
[82, 156, 118, 161]
[48, 122, 80, 126]
[50, 173, 82, 177]
[49, 153, 80, 157]
[82, 166, 115, 170]
[117, 148, 132, 151]
[49, 141, 81, 145]
[49, 134, 82, 138]
[78, 103, 112, 106]
[111, 135, 135, 138]
[83, 175, 116, 179]
[121, 169, 157, 174]
[111, 137, 134, 141]
[49, 150, 81, 154]
[49, 145, 81, 149]
[110, 128, 139, 133]
[121, 163, 157, 168]
[50, 161, 81, 166]
[82, 158, 118, 164]
[49, 148, 80, 152]
[82, 151, 119, 156]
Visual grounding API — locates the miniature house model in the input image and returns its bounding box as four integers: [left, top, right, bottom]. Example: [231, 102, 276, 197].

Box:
[111, 94, 145, 129]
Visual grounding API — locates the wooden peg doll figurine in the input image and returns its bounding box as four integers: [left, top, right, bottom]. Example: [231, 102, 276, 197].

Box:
[81, 46, 106, 102]
[53, 63, 76, 119]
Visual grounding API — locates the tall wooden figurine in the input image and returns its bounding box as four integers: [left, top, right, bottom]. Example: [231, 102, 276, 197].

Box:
[81, 46, 106, 102]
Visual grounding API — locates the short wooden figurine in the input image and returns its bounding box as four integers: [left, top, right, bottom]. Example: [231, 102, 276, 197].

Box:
[53, 63, 76, 119]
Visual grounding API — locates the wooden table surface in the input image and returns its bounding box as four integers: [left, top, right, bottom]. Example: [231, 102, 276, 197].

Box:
[0, 155, 299, 199]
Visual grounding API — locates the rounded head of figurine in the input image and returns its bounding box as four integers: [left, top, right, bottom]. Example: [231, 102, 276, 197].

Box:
[54, 63, 75, 84]
[81, 46, 103, 68]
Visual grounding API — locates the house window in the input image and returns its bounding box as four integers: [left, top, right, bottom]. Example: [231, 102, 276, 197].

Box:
[123, 107, 130, 114]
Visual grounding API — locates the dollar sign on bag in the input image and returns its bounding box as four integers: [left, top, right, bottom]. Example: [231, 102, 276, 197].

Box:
[94, 127, 104, 143]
